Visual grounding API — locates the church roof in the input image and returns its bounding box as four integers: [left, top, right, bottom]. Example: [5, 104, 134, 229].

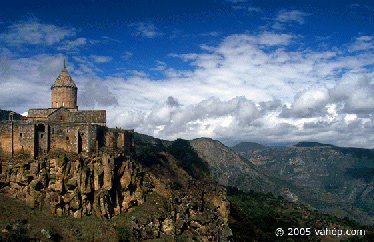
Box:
[51, 65, 77, 89]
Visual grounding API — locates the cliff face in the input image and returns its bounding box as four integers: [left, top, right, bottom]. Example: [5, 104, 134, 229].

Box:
[0, 149, 232, 241]
[0, 152, 146, 219]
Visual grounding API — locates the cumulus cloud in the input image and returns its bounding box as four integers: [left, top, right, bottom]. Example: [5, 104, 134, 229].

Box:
[330, 73, 374, 114]
[0, 54, 66, 111]
[3, 16, 374, 148]
[101, 30, 374, 147]
[79, 79, 118, 108]
[281, 86, 330, 118]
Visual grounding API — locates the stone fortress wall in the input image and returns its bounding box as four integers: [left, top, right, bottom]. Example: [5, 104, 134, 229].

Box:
[0, 64, 133, 159]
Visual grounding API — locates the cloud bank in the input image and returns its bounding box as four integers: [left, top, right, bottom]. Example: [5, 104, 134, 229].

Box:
[1, 14, 374, 148]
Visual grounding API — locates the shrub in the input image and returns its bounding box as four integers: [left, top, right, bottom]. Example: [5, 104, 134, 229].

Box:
[116, 225, 130, 242]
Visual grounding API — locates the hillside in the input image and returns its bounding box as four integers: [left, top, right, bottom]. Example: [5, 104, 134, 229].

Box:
[190, 138, 374, 225]
[235, 141, 374, 224]
[1, 134, 373, 241]
[227, 186, 374, 242]
[0, 138, 231, 241]
[231, 141, 268, 153]
[0, 109, 24, 121]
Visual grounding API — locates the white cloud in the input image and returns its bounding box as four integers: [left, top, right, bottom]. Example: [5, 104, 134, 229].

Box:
[281, 86, 330, 118]
[349, 35, 374, 52]
[330, 73, 374, 114]
[99, 31, 374, 148]
[57, 38, 87, 51]
[129, 22, 163, 38]
[151, 60, 167, 71]
[0, 18, 76, 46]
[272, 9, 309, 30]
[121, 51, 133, 60]
[79, 78, 118, 108]
[90, 55, 112, 63]
[3, 16, 374, 148]
[0, 54, 66, 112]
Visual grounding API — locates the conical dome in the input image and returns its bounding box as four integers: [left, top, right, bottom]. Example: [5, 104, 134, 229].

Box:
[51, 66, 77, 88]
[51, 64, 78, 109]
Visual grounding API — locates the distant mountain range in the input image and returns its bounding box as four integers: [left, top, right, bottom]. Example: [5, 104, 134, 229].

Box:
[190, 139, 374, 225]
[230, 141, 268, 152]
[232, 141, 374, 224]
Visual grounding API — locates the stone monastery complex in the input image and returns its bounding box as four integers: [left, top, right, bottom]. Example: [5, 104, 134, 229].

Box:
[0, 63, 134, 158]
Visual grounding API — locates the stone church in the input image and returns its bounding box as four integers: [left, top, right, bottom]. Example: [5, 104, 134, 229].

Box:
[0, 64, 133, 158]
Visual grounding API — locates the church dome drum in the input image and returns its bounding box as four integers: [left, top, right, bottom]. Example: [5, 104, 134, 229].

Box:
[51, 64, 78, 109]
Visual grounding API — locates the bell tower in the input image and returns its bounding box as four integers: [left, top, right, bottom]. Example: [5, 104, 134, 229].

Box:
[51, 61, 78, 109]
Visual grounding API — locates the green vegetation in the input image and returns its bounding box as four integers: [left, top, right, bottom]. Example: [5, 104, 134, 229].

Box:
[134, 132, 172, 148]
[0, 109, 24, 121]
[167, 139, 210, 178]
[231, 141, 268, 152]
[227, 186, 374, 242]
[116, 225, 130, 242]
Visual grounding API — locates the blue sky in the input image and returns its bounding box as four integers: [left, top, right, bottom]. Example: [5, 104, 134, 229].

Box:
[1, 0, 374, 148]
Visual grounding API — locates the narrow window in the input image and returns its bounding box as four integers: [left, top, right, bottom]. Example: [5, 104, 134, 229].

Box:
[51, 128, 54, 134]
[40, 134, 44, 138]
[66, 136, 69, 140]
[19, 133, 23, 138]
[62, 101, 65, 107]
[56, 102, 59, 107]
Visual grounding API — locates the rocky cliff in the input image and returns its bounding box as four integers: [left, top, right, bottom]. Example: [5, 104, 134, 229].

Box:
[0, 151, 146, 219]
[0, 147, 232, 241]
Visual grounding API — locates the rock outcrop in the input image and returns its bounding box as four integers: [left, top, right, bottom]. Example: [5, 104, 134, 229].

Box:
[0, 148, 232, 241]
[128, 181, 231, 241]
[0, 151, 147, 219]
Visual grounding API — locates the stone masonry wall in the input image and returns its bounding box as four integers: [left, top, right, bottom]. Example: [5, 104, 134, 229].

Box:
[51, 86, 77, 109]
[49, 123, 99, 154]
[105, 129, 134, 154]
[69, 110, 106, 125]
[27, 109, 53, 121]
[28, 109, 106, 126]
[0, 121, 35, 158]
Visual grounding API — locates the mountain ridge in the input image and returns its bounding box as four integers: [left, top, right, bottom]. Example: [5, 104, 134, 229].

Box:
[231, 141, 268, 152]
[190, 138, 374, 225]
